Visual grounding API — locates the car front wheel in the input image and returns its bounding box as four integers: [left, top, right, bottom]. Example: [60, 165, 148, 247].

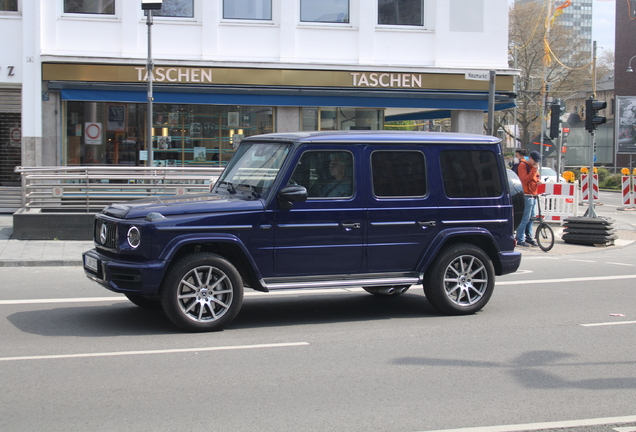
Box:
[161, 253, 243, 332]
[423, 244, 494, 315]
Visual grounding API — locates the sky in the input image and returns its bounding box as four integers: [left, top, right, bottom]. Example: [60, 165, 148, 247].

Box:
[508, 0, 616, 53]
[592, 0, 616, 53]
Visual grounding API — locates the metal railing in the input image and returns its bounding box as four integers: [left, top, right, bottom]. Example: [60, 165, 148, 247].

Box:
[15, 166, 224, 211]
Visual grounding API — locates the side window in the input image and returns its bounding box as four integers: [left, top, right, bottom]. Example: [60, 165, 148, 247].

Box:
[289, 150, 354, 199]
[223, 0, 272, 20]
[440, 150, 503, 198]
[371, 150, 426, 197]
[64, 0, 115, 14]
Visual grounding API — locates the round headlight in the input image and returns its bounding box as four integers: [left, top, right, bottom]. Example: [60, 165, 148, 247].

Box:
[127, 226, 141, 249]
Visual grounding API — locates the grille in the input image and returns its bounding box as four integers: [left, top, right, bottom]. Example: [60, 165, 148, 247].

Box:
[95, 219, 118, 249]
[111, 268, 142, 291]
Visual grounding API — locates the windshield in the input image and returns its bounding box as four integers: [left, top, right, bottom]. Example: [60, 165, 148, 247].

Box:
[213, 142, 290, 198]
[540, 167, 557, 176]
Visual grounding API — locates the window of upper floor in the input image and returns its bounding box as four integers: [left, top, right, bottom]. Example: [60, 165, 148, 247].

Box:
[63, 0, 115, 15]
[223, 0, 272, 21]
[0, 0, 18, 12]
[378, 0, 424, 27]
[146, 0, 194, 18]
[300, 0, 349, 24]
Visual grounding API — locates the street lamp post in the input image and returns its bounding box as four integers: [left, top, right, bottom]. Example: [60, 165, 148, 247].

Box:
[141, 0, 163, 168]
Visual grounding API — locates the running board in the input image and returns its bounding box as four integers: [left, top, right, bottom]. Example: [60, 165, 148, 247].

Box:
[261, 276, 421, 291]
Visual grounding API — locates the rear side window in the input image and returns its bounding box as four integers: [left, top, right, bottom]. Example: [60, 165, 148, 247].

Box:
[371, 150, 426, 197]
[440, 150, 502, 198]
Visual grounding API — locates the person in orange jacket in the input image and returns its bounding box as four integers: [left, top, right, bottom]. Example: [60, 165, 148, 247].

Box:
[516, 151, 541, 247]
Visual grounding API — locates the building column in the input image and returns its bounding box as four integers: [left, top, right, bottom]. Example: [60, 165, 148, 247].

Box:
[276, 107, 300, 132]
[21, 0, 42, 167]
[450, 110, 484, 135]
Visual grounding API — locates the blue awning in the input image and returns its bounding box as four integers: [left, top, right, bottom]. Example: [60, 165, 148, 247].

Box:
[58, 85, 516, 119]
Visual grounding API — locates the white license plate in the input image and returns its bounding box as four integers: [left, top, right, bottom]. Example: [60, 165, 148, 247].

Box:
[84, 255, 98, 272]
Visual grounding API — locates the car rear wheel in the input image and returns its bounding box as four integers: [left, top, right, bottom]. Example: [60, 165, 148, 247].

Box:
[161, 252, 243, 332]
[423, 244, 494, 315]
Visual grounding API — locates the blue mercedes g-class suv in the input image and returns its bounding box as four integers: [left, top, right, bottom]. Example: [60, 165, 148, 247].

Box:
[83, 131, 522, 332]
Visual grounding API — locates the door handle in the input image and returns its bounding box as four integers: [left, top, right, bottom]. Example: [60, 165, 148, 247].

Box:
[418, 220, 436, 227]
[341, 222, 361, 231]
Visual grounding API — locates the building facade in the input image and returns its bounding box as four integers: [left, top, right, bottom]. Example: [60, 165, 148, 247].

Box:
[0, 0, 516, 185]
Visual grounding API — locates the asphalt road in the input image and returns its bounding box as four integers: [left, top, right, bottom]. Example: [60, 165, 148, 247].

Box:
[2, 245, 636, 432]
[1, 192, 636, 432]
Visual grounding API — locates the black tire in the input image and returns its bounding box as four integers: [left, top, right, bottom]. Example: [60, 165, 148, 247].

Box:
[423, 244, 495, 315]
[535, 223, 555, 252]
[124, 293, 162, 310]
[160, 252, 243, 332]
[362, 285, 410, 296]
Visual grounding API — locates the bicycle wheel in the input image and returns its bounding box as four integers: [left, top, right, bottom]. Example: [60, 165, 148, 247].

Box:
[535, 222, 555, 252]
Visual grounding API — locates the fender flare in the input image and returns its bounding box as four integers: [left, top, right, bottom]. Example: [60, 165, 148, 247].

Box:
[417, 227, 501, 274]
[158, 233, 266, 291]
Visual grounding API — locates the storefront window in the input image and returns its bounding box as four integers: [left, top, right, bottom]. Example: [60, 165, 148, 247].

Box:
[300, 0, 349, 23]
[64, 0, 115, 14]
[301, 108, 318, 131]
[0, 0, 18, 11]
[378, 0, 423, 26]
[64, 102, 273, 167]
[148, 0, 193, 17]
[223, 0, 272, 20]
[319, 108, 384, 130]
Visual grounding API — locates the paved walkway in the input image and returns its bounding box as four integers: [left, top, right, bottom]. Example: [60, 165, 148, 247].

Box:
[1, 208, 635, 267]
[0, 214, 93, 266]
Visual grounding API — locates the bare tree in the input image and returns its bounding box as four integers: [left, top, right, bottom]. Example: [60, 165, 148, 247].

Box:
[498, 1, 592, 149]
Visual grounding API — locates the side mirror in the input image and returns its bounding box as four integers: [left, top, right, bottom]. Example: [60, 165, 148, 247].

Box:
[278, 185, 308, 209]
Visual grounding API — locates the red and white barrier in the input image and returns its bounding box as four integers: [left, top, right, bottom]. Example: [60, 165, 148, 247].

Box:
[536, 181, 579, 223]
[622, 176, 633, 206]
[581, 174, 599, 201]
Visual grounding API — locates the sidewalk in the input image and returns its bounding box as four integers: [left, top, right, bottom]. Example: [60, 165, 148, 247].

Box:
[0, 214, 93, 267]
[1, 209, 635, 267]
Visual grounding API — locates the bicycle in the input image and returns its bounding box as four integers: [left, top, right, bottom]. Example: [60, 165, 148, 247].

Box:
[532, 193, 555, 252]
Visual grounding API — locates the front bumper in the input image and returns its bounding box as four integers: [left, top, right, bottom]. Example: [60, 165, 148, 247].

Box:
[82, 249, 166, 296]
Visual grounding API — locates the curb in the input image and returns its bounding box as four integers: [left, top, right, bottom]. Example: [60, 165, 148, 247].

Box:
[0, 260, 84, 267]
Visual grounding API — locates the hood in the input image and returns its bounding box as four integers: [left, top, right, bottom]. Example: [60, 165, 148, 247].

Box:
[102, 193, 264, 219]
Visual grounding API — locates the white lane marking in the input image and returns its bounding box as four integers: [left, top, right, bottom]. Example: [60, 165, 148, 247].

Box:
[0, 342, 310, 362]
[614, 427, 636, 432]
[581, 320, 636, 327]
[497, 274, 636, 286]
[0, 297, 128, 305]
[3, 275, 636, 305]
[419, 415, 636, 432]
[569, 259, 597, 263]
[607, 262, 634, 266]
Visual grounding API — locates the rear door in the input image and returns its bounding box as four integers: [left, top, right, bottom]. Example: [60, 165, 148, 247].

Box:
[365, 146, 439, 272]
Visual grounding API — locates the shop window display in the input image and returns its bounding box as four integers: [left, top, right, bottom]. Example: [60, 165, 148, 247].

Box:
[64, 102, 273, 167]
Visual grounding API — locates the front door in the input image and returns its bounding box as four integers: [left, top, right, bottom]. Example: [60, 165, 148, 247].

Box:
[273, 147, 364, 276]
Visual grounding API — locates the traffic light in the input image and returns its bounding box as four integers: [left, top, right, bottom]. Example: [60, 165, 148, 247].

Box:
[585, 98, 607, 132]
[549, 103, 560, 138]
